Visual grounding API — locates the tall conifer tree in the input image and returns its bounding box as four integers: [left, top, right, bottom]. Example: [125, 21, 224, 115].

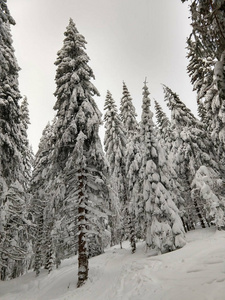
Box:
[103, 91, 125, 246]
[140, 81, 185, 253]
[120, 82, 139, 138]
[30, 121, 56, 276]
[0, 0, 31, 280]
[120, 82, 139, 251]
[163, 85, 224, 229]
[49, 19, 109, 287]
[183, 0, 225, 166]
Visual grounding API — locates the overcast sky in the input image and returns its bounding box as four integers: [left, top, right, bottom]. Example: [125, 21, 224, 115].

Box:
[9, 0, 196, 152]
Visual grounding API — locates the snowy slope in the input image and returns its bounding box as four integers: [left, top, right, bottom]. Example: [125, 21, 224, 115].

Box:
[1, 227, 225, 300]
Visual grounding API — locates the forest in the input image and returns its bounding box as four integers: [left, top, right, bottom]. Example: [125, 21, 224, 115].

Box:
[0, 0, 225, 290]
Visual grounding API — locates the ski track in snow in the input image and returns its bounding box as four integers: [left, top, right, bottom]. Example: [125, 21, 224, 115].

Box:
[1, 227, 225, 300]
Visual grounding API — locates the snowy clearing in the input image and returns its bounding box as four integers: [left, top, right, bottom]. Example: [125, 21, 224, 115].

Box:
[1, 227, 225, 300]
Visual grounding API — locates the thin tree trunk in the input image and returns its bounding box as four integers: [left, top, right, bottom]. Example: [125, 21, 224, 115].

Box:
[34, 213, 44, 277]
[129, 214, 136, 254]
[193, 199, 206, 228]
[181, 217, 188, 233]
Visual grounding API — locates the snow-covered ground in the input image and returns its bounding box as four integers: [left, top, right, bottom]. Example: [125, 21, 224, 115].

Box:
[1, 227, 225, 300]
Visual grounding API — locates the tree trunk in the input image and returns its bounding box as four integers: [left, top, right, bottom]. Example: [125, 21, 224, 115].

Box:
[77, 171, 89, 288]
[128, 210, 136, 253]
[193, 199, 206, 228]
[34, 213, 44, 277]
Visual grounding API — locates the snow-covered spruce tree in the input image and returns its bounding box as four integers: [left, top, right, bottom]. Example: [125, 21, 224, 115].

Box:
[104, 91, 131, 248]
[154, 100, 186, 230]
[163, 85, 205, 229]
[197, 98, 208, 124]
[125, 130, 142, 247]
[186, 37, 214, 103]
[154, 100, 172, 151]
[140, 81, 185, 254]
[182, 0, 225, 61]
[49, 19, 109, 287]
[185, 28, 225, 165]
[0, 0, 31, 280]
[120, 83, 139, 251]
[182, 0, 225, 166]
[44, 222, 54, 274]
[19, 96, 33, 186]
[185, 36, 213, 126]
[154, 100, 170, 136]
[18, 95, 33, 270]
[30, 121, 56, 276]
[204, 51, 225, 165]
[19, 97, 33, 261]
[163, 85, 223, 229]
[191, 165, 225, 230]
[120, 81, 139, 138]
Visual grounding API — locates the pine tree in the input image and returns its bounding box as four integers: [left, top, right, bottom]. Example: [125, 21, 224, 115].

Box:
[120, 82, 139, 138]
[119, 83, 139, 251]
[197, 98, 207, 124]
[103, 91, 124, 246]
[154, 100, 172, 152]
[49, 19, 109, 287]
[154, 100, 186, 229]
[182, 0, 225, 60]
[163, 85, 223, 229]
[33, 213, 43, 276]
[186, 37, 214, 101]
[204, 51, 225, 164]
[191, 165, 225, 229]
[125, 131, 142, 250]
[30, 121, 56, 276]
[44, 223, 54, 274]
[19, 96, 33, 185]
[154, 100, 170, 136]
[0, 0, 31, 280]
[183, 0, 225, 166]
[140, 81, 185, 254]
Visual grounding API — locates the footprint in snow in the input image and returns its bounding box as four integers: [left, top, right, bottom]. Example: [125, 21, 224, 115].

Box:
[204, 259, 223, 265]
[186, 268, 203, 273]
[205, 277, 225, 285]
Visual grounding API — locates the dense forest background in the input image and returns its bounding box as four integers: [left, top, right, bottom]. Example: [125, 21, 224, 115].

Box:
[1, 0, 225, 288]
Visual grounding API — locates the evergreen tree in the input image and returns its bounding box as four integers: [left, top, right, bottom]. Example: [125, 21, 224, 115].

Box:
[30, 121, 56, 276]
[191, 165, 225, 229]
[204, 51, 225, 164]
[182, 0, 225, 60]
[104, 91, 127, 177]
[49, 19, 109, 287]
[120, 84, 148, 250]
[154, 99, 173, 152]
[154, 100, 186, 229]
[183, 0, 225, 166]
[163, 85, 223, 229]
[140, 81, 185, 254]
[0, 0, 31, 280]
[119, 82, 139, 251]
[33, 213, 44, 276]
[125, 131, 142, 249]
[197, 98, 208, 124]
[186, 37, 214, 101]
[120, 82, 139, 138]
[154, 100, 170, 136]
[19, 96, 33, 186]
[103, 91, 124, 246]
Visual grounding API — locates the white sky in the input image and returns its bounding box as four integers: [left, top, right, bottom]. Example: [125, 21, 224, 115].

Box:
[9, 0, 196, 153]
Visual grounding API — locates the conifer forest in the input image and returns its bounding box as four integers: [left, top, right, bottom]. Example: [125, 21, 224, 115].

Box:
[1, 0, 225, 292]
